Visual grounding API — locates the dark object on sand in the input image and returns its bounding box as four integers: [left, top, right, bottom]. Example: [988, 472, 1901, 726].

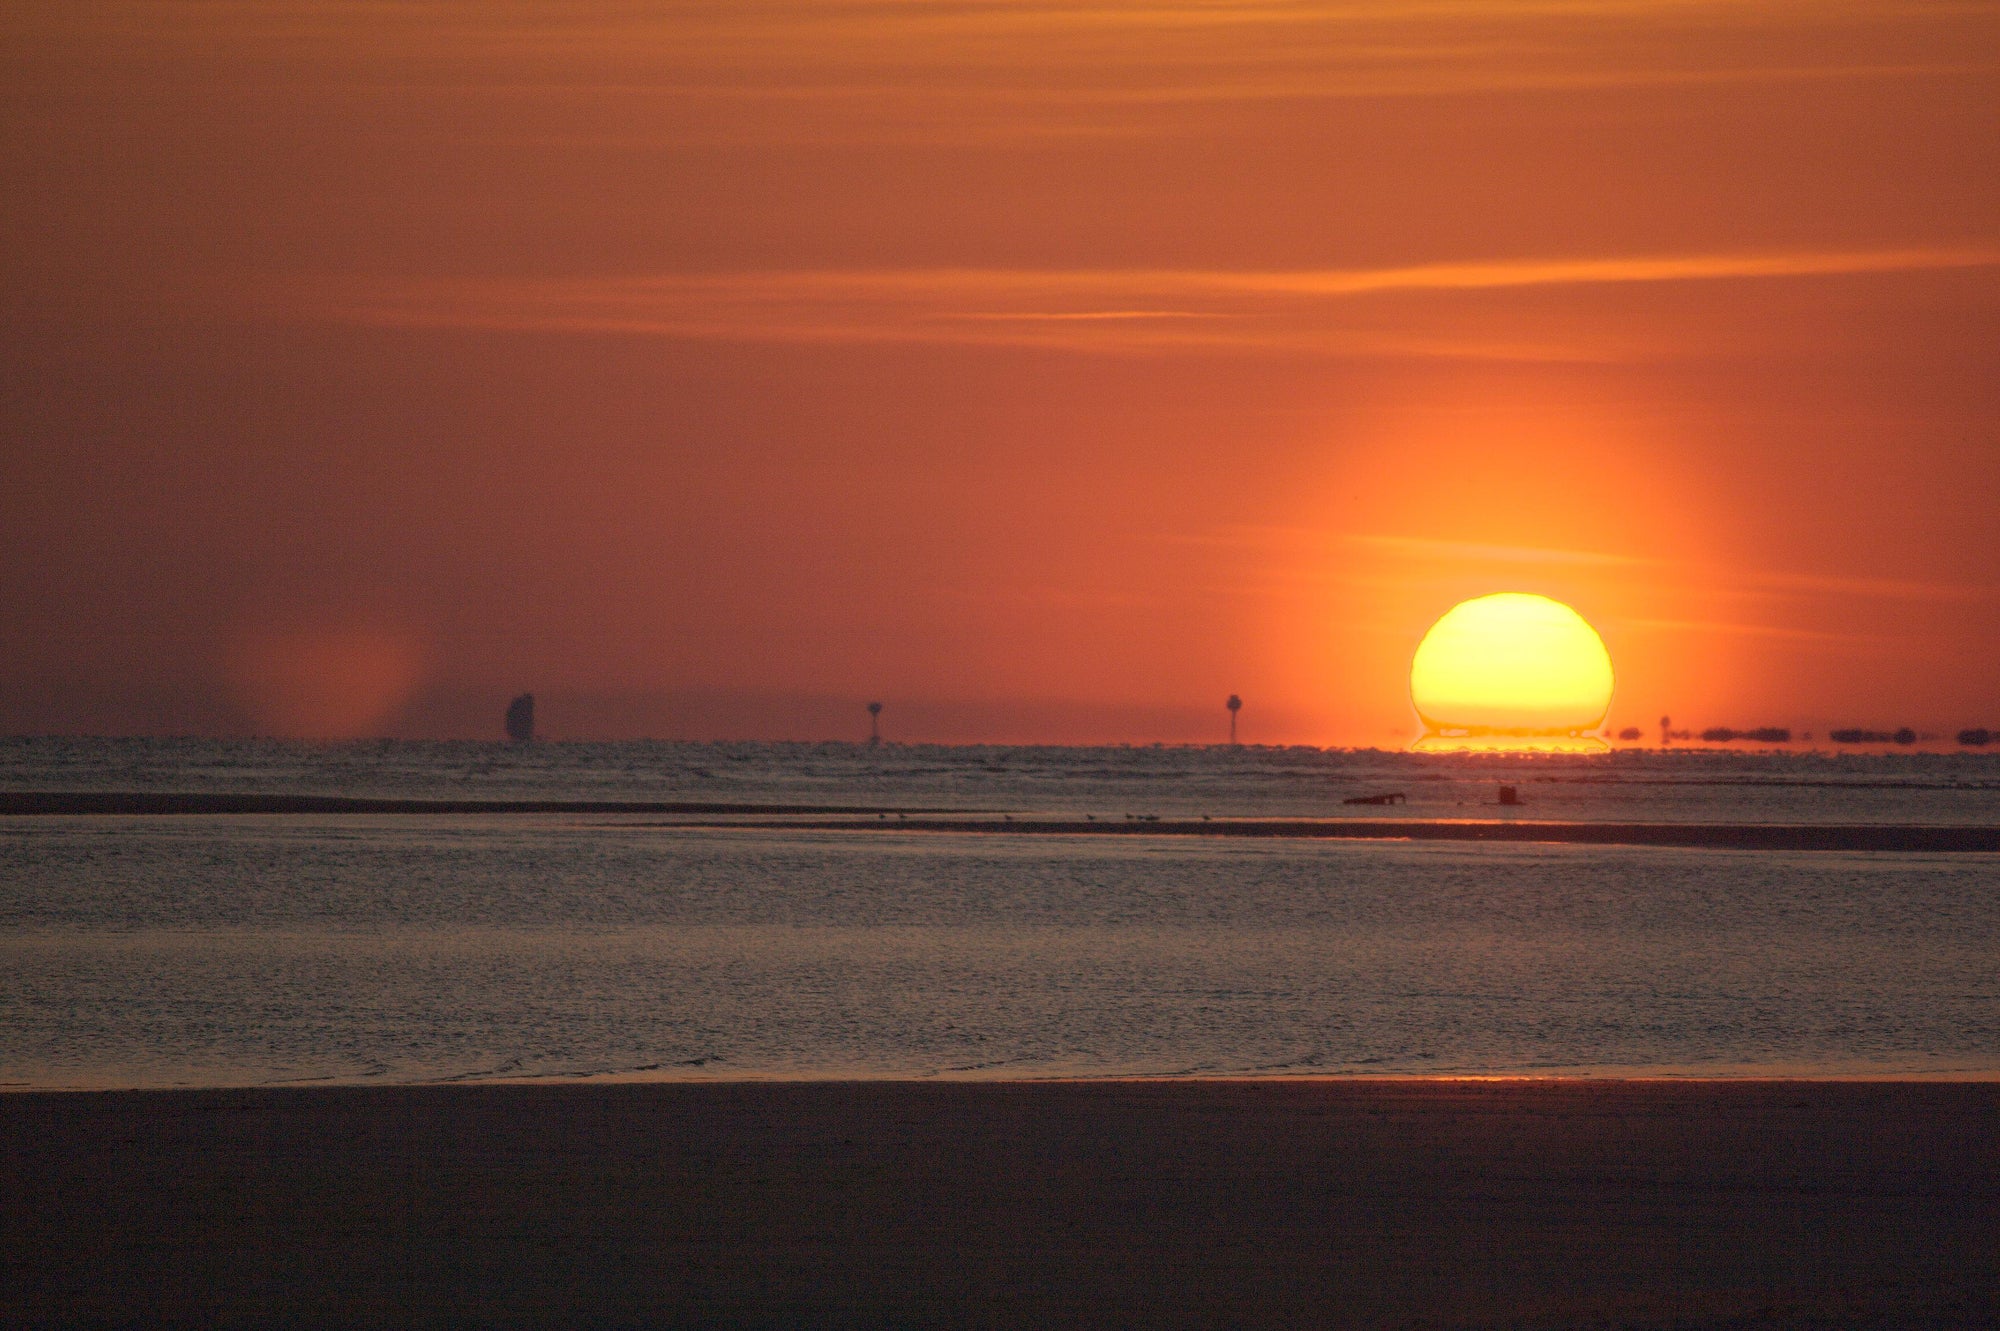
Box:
[1961, 728, 1993, 747]
[1342, 792, 1407, 805]
[504, 693, 534, 743]
[1497, 785, 1520, 806]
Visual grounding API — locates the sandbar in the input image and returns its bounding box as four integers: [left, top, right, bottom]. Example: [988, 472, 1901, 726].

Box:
[696, 815, 2000, 852]
[0, 791, 948, 817]
[7, 792, 1995, 850]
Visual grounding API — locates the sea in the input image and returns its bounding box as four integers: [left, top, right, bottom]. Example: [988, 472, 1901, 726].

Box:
[3, 736, 1998, 1089]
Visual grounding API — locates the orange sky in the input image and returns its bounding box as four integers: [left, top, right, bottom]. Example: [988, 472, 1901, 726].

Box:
[5, 1, 1998, 743]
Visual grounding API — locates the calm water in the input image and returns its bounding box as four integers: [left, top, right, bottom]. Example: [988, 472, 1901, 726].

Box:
[3, 739, 1998, 1088]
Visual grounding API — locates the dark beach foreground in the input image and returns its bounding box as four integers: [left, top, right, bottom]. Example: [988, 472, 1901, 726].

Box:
[4, 1081, 1997, 1329]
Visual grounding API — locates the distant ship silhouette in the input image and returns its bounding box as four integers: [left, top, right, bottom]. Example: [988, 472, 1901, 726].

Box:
[505, 693, 535, 743]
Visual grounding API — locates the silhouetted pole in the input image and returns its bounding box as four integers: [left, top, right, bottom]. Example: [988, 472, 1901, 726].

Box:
[1227, 694, 1242, 745]
[867, 701, 883, 746]
[1660, 715, 1671, 750]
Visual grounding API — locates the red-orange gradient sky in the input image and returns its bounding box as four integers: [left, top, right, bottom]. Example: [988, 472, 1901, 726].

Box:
[5, 2, 1998, 744]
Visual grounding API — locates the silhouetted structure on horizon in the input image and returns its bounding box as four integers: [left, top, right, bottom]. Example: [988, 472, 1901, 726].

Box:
[1960, 728, 1993, 747]
[1617, 727, 1643, 742]
[1699, 727, 1792, 744]
[504, 693, 535, 743]
[867, 701, 883, 746]
[1830, 728, 1918, 745]
[1226, 695, 1242, 745]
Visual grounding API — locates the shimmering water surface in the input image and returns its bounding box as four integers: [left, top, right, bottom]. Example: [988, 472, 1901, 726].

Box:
[3, 738, 1998, 1088]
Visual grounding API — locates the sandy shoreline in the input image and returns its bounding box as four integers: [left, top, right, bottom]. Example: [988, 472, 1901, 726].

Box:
[5, 1079, 1995, 1328]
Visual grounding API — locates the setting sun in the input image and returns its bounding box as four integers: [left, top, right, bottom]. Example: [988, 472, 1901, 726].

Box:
[1409, 593, 1614, 751]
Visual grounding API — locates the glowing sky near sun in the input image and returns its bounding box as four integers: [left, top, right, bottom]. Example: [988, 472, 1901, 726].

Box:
[3, 2, 1997, 742]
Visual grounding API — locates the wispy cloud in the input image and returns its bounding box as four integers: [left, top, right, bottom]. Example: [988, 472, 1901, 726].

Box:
[1203, 247, 2000, 295]
[25, 1, 1995, 146]
[1341, 534, 1657, 568]
[1719, 567, 1992, 605]
[1615, 617, 1889, 646]
[1334, 532, 1992, 605]
[303, 244, 2000, 358]
[1186, 527, 1996, 619]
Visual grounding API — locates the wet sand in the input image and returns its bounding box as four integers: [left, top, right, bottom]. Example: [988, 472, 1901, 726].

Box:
[4, 1080, 1996, 1328]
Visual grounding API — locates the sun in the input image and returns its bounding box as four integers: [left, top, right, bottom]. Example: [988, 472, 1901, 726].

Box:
[1408, 593, 1613, 752]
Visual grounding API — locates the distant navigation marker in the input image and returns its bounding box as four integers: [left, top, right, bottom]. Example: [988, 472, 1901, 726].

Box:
[867, 701, 883, 746]
[1226, 694, 1242, 745]
[505, 693, 535, 743]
